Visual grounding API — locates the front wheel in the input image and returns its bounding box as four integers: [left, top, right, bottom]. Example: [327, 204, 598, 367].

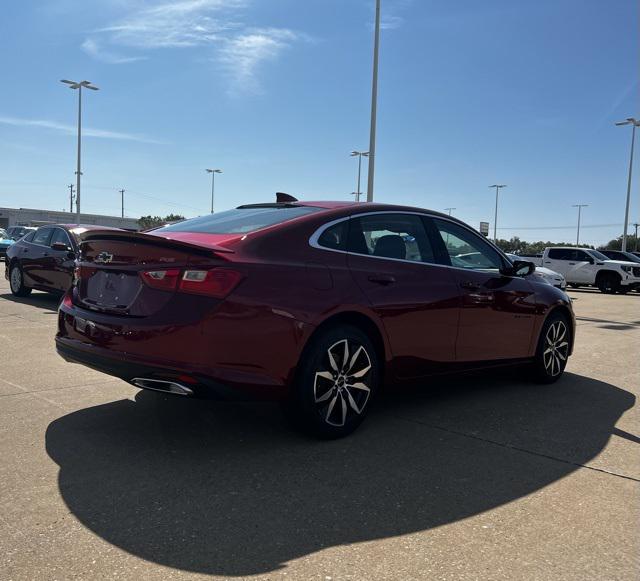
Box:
[596, 272, 620, 294]
[285, 324, 380, 439]
[9, 263, 32, 297]
[533, 312, 570, 384]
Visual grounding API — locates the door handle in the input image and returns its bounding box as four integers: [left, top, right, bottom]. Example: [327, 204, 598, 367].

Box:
[460, 281, 481, 290]
[568, 262, 576, 265]
[468, 292, 494, 304]
[368, 274, 396, 285]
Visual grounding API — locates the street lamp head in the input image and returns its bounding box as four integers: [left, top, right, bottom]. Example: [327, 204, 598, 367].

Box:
[489, 184, 507, 189]
[615, 118, 639, 126]
[206, 168, 222, 174]
[60, 79, 99, 90]
[351, 151, 370, 157]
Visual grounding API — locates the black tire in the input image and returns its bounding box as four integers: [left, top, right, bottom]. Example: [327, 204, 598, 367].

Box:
[285, 324, 380, 439]
[532, 311, 570, 384]
[596, 272, 620, 294]
[618, 287, 630, 295]
[9, 263, 32, 297]
[568, 283, 581, 289]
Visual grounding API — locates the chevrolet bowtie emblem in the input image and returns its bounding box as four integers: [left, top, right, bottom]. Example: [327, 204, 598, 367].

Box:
[95, 251, 114, 264]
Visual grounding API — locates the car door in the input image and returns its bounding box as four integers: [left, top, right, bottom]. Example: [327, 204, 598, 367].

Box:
[567, 249, 594, 283]
[542, 248, 572, 277]
[429, 218, 537, 362]
[48, 228, 77, 291]
[22, 227, 54, 287]
[346, 212, 460, 379]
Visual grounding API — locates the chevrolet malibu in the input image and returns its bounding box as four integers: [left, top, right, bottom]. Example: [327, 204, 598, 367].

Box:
[56, 198, 575, 438]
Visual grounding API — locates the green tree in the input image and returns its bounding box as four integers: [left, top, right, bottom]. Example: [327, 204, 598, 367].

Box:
[598, 234, 639, 251]
[138, 214, 185, 231]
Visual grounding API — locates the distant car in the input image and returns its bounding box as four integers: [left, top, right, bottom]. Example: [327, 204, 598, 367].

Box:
[5, 225, 115, 296]
[6, 226, 37, 241]
[506, 254, 566, 289]
[0, 229, 14, 260]
[600, 250, 640, 264]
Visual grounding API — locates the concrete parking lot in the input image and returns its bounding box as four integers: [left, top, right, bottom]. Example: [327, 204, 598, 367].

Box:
[0, 275, 638, 581]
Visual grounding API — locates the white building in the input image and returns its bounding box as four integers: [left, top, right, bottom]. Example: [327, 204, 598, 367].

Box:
[0, 207, 140, 231]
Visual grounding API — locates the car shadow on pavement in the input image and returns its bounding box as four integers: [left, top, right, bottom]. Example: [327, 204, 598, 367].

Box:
[45, 371, 635, 577]
[0, 291, 61, 313]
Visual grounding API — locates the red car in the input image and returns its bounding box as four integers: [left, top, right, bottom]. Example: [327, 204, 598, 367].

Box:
[56, 199, 575, 438]
[6, 224, 114, 296]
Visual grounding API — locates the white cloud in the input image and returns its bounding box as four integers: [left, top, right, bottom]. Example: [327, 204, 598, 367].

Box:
[100, 0, 246, 48]
[218, 29, 298, 94]
[84, 0, 301, 94]
[0, 116, 164, 144]
[81, 38, 146, 64]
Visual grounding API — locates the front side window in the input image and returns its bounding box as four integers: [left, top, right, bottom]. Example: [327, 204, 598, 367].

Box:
[32, 228, 53, 246]
[348, 214, 435, 263]
[432, 219, 503, 270]
[155, 206, 321, 234]
[574, 250, 593, 262]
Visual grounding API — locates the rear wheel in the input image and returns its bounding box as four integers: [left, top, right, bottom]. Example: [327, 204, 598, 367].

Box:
[596, 272, 620, 294]
[568, 283, 581, 289]
[9, 263, 32, 297]
[533, 312, 570, 383]
[285, 324, 379, 439]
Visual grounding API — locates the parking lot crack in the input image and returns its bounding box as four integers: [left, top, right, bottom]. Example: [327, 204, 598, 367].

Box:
[393, 414, 640, 483]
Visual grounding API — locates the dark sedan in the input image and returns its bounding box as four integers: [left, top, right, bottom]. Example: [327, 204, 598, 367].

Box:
[56, 198, 575, 438]
[5, 224, 110, 296]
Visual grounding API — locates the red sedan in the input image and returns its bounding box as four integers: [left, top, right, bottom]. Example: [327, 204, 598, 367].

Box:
[56, 198, 575, 438]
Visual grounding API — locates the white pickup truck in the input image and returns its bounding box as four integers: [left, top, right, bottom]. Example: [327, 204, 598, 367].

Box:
[533, 247, 640, 294]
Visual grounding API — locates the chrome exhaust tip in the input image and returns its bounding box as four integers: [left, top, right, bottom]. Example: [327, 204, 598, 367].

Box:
[131, 377, 194, 396]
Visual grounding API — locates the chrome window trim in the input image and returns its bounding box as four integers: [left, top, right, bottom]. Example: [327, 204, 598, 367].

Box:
[308, 210, 511, 273]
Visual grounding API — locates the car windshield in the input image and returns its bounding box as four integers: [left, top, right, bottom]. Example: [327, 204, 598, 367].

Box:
[155, 205, 322, 234]
[0, 229, 8, 239]
[619, 252, 640, 263]
[589, 250, 611, 261]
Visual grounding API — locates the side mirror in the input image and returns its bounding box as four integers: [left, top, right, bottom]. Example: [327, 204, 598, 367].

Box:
[502, 259, 535, 277]
[51, 242, 72, 252]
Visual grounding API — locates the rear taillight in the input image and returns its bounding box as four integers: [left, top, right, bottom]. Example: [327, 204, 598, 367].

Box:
[179, 269, 243, 298]
[139, 268, 243, 298]
[140, 269, 181, 291]
[61, 290, 73, 308]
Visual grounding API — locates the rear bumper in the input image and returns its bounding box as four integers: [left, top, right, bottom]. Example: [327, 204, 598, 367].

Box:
[56, 296, 309, 401]
[56, 338, 251, 400]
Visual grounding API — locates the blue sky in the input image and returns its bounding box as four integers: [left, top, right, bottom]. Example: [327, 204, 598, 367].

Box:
[0, 0, 637, 245]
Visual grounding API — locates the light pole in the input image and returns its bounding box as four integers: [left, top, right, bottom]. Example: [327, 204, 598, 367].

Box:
[366, 0, 381, 202]
[60, 80, 99, 224]
[489, 184, 507, 242]
[615, 118, 640, 251]
[68, 184, 75, 213]
[634, 223, 639, 252]
[206, 169, 222, 213]
[444, 207, 456, 216]
[119, 189, 125, 218]
[351, 151, 369, 202]
[572, 204, 588, 246]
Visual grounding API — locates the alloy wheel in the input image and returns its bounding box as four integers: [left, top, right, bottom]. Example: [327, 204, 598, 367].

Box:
[313, 339, 372, 427]
[543, 321, 569, 377]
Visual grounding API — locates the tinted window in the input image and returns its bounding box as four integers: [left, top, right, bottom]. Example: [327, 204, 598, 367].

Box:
[317, 221, 348, 251]
[432, 219, 503, 270]
[548, 248, 572, 260]
[50, 228, 72, 248]
[32, 227, 53, 246]
[574, 250, 592, 262]
[156, 206, 321, 234]
[348, 214, 435, 263]
[588, 250, 609, 261]
[23, 231, 35, 243]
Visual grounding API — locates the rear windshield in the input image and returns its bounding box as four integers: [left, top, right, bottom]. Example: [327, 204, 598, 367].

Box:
[155, 206, 321, 234]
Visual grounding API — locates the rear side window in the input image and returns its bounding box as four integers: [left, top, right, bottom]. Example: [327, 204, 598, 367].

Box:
[317, 221, 348, 251]
[23, 232, 35, 242]
[32, 228, 53, 246]
[548, 249, 572, 260]
[50, 228, 72, 248]
[156, 206, 321, 234]
[348, 214, 436, 263]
